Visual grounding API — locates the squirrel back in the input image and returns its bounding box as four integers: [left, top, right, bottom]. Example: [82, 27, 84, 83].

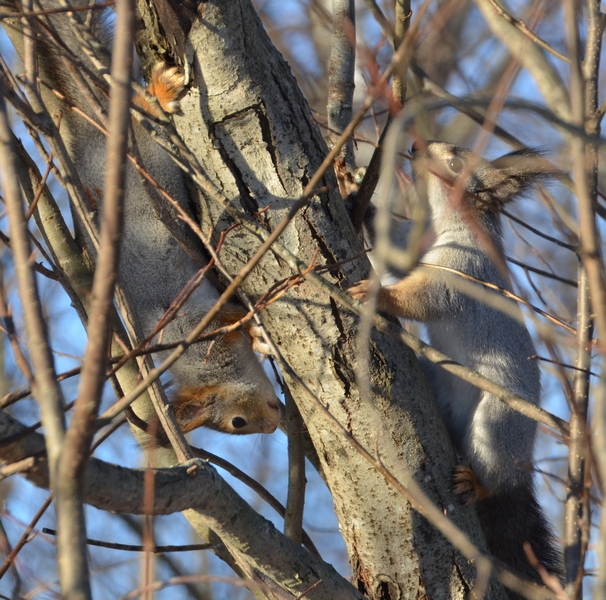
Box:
[5, 0, 280, 436]
[350, 141, 561, 592]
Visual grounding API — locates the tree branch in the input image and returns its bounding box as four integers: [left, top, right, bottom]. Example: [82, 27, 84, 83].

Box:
[472, 0, 570, 121]
[0, 80, 66, 476]
[328, 0, 356, 170]
[0, 409, 363, 600]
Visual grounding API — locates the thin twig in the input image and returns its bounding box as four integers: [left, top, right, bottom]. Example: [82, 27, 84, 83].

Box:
[529, 355, 596, 377]
[0, 231, 59, 280]
[487, 0, 569, 62]
[0, 80, 66, 469]
[501, 209, 578, 251]
[473, 0, 570, 121]
[506, 256, 578, 287]
[0, 274, 34, 384]
[117, 574, 277, 600]
[24, 150, 53, 221]
[0, 493, 54, 579]
[40, 528, 211, 553]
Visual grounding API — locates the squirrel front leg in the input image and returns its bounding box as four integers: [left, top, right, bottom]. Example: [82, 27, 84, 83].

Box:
[349, 268, 453, 321]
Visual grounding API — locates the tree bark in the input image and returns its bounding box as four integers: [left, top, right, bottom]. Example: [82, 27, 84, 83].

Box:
[134, 0, 503, 597]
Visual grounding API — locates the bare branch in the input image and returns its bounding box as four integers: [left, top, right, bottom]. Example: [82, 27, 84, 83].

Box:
[486, 0, 569, 63]
[0, 80, 66, 470]
[328, 0, 356, 170]
[0, 409, 363, 600]
[190, 445, 320, 556]
[472, 0, 570, 121]
[284, 386, 306, 545]
[392, 0, 411, 106]
[563, 1, 601, 596]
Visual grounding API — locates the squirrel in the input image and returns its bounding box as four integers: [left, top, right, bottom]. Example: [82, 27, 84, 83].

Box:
[349, 141, 561, 593]
[4, 1, 280, 436]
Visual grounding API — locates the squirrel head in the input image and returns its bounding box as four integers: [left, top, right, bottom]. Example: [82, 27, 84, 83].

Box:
[410, 141, 554, 223]
[172, 380, 281, 435]
[164, 307, 281, 436]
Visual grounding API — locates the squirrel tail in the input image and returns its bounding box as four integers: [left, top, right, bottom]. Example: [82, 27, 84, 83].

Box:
[476, 484, 562, 598]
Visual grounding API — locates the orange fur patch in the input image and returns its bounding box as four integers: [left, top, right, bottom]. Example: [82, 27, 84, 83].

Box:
[379, 270, 440, 320]
[83, 185, 101, 210]
[137, 63, 186, 116]
[172, 385, 221, 433]
[215, 306, 248, 327]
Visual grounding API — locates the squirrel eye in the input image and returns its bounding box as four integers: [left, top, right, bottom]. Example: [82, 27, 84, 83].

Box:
[232, 416, 247, 429]
[448, 157, 465, 174]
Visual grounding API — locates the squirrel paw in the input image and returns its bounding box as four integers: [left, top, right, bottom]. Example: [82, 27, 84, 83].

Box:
[249, 324, 273, 357]
[452, 465, 489, 505]
[348, 279, 372, 303]
[149, 62, 186, 114]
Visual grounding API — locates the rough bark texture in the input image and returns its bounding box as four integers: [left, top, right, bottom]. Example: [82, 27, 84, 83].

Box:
[133, 0, 503, 598]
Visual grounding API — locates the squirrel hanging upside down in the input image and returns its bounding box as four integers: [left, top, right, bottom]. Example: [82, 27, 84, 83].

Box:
[4, 1, 280, 437]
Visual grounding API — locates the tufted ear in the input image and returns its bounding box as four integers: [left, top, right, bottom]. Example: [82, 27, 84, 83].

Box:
[479, 148, 555, 206]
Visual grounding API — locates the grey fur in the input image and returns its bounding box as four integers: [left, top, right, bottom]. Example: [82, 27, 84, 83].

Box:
[408, 142, 560, 584]
[351, 141, 561, 588]
[414, 143, 540, 493]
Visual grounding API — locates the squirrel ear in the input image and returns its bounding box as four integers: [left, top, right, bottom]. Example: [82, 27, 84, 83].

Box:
[484, 148, 554, 205]
[490, 147, 551, 174]
[173, 386, 221, 433]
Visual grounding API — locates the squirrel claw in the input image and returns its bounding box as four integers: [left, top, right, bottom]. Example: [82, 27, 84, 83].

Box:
[249, 324, 273, 357]
[452, 465, 489, 505]
[348, 279, 372, 303]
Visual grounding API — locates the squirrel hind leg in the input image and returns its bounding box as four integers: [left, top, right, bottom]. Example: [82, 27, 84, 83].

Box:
[453, 464, 562, 594]
[138, 62, 187, 115]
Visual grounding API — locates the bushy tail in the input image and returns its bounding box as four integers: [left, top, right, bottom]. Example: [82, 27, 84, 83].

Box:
[476, 484, 562, 599]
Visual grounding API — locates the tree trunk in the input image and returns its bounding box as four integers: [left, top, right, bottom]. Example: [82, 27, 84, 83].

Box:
[135, 0, 504, 597]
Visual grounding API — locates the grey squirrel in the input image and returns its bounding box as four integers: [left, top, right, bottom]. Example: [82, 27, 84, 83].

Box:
[350, 141, 561, 593]
[4, 1, 280, 436]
